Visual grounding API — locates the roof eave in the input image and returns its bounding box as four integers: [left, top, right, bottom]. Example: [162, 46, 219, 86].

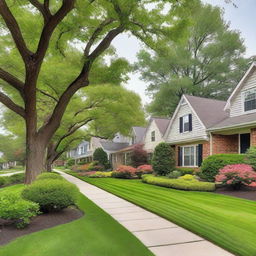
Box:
[207, 121, 256, 132]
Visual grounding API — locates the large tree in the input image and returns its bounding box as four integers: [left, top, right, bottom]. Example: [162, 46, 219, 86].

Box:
[135, 1, 249, 116]
[0, 0, 191, 183]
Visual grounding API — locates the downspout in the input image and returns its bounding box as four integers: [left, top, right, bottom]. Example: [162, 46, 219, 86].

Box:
[210, 132, 213, 156]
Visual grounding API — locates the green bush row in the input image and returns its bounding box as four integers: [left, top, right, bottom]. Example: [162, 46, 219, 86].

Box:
[0, 173, 25, 187]
[142, 175, 215, 192]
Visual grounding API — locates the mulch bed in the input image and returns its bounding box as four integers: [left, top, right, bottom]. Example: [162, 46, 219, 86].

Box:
[216, 186, 256, 201]
[0, 207, 83, 246]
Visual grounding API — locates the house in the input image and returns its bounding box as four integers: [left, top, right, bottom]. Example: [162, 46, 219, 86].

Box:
[66, 141, 93, 163]
[164, 62, 256, 168]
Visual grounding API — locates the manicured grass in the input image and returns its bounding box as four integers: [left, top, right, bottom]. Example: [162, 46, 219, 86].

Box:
[0, 184, 152, 256]
[68, 172, 256, 256]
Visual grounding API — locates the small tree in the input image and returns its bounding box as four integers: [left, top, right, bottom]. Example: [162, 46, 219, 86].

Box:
[246, 147, 256, 170]
[152, 143, 175, 176]
[93, 148, 109, 169]
[131, 144, 148, 167]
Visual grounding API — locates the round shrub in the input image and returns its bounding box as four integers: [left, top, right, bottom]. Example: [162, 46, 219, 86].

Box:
[201, 154, 245, 182]
[0, 191, 39, 228]
[216, 164, 256, 190]
[112, 165, 136, 179]
[245, 146, 256, 170]
[179, 174, 196, 181]
[176, 167, 195, 175]
[152, 142, 175, 176]
[66, 158, 75, 167]
[130, 144, 148, 167]
[22, 179, 79, 213]
[93, 148, 110, 169]
[167, 170, 182, 179]
[36, 172, 63, 181]
[135, 165, 153, 178]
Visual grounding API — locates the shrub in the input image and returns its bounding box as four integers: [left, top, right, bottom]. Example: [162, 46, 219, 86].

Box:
[167, 170, 182, 179]
[176, 167, 195, 175]
[89, 171, 112, 178]
[142, 175, 215, 191]
[112, 165, 136, 179]
[22, 179, 79, 213]
[135, 164, 153, 178]
[0, 191, 39, 228]
[152, 142, 175, 176]
[179, 174, 196, 181]
[201, 154, 245, 182]
[130, 144, 148, 167]
[0, 176, 7, 187]
[215, 164, 256, 190]
[36, 172, 63, 181]
[66, 158, 75, 167]
[8, 173, 25, 184]
[72, 163, 92, 172]
[93, 148, 110, 169]
[245, 147, 256, 170]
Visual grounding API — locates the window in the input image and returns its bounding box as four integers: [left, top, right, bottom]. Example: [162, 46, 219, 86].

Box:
[151, 131, 155, 142]
[183, 115, 190, 132]
[181, 145, 199, 167]
[244, 88, 256, 112]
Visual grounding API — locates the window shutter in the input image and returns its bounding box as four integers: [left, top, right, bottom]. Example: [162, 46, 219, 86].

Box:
[198, 144, 203, 167]
[179, 117, 183, 133]
[189, 114, 192, 131]
[178, 147, 183, 166]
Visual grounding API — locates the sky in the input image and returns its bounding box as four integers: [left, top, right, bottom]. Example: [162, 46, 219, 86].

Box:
[112, 0, 256, 105]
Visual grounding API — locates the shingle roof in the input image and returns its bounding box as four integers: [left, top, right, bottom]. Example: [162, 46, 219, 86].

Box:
[100, 141, 129, 151]
[185, 95, 228, 128]
[133, 126, 146, 143]
[208, 112, 256, 130]
[152, 117, 170, 135]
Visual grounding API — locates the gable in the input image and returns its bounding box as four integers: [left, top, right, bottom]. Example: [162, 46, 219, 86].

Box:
[165, 97, 207, 144]
[229, 68, 256, 117]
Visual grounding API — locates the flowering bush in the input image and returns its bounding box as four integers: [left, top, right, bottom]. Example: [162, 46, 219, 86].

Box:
[112, 165, 136, 179]
[135, 165, 153, 178]
[215, 164, 256, 190]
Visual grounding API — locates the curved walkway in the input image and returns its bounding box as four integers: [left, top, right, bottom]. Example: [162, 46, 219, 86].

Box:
[59, 171, 234, 256]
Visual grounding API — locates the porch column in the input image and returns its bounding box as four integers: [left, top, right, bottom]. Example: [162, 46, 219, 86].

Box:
[251, 128, 256, 147]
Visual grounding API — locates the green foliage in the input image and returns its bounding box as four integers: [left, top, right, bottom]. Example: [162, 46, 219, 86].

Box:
[179, 174, 196, 181]
[0, 191, 39, 228]
[22, 179, 79, 213]
[176, 167, 195, 175]
[8, 173, 25, 184]
[66, 159, 75, 167]
[167, 170, 182, 179]
[0, 177, 7, 187]
[89, 172, 113, 178]
[245, 146, 256, 170]
[93, 148, 109, 169]
[36, 172, 64, 181]
[142, 175, 215, 191]
[201, 154, 245, 182]
[135, 2, 249, 116]
[152, 143, 175, 176]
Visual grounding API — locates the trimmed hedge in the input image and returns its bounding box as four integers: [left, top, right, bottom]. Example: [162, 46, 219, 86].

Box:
[22, 179, 79, 213]
[0, 191, 39, 228]
[176, 167, 195, 175]
[89, 171, 112, 178]
[36, 172, 63, 181]
[142, 175, 215, 192]
[201, 154, 245, 182]
[8, 173, 25, 184]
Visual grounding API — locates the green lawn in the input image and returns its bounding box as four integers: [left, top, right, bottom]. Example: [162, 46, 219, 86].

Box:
[68, 172, 256, 256]
[0, 185, 153, 256]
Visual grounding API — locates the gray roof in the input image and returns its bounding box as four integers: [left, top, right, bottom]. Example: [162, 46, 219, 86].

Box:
[133, 126, 146, 143]
[209, 112, 256, 130]
[152, 117, 170, 135]
[100, 141, 129, 151]
[185, 95, 228, 128]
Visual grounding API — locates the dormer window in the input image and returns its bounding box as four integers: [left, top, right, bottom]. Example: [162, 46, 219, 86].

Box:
[244, 88, 256, 112]
[179, 114, 192, 133]
[151, 131, 155, 142]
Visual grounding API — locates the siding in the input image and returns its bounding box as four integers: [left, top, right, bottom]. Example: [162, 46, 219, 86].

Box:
[144, 120, 164, 152]
[166, 102, 207, 144]
[230, 70, 256, 117]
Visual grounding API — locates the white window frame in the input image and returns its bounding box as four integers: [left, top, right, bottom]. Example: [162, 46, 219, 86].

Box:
[182, 114, 190, 133]
[243, 88, 256, 114]
[181, 144, 198, 167]
[151, 131, 156, 142]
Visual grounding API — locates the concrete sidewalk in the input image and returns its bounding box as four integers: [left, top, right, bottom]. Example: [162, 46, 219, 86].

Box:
[0, 171, 23, 177]
[59, 171, 234, 256]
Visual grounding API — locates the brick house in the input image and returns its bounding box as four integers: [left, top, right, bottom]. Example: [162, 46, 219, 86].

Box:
[164, 62, 256, 167]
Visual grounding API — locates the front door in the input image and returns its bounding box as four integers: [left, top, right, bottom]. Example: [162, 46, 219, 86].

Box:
[240, 133, 250, 153]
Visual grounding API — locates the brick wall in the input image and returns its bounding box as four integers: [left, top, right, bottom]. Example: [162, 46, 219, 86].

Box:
[212, 134, 238, 154]
[251, 128, 256, 146]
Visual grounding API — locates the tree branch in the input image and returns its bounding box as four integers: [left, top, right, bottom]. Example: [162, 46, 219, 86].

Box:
[37, 88, 58, 102]
[0, 68, 25, 98]
[29, 0, 52, 23]
[0, 92, 25, 118]
[0, 0, 32, 63]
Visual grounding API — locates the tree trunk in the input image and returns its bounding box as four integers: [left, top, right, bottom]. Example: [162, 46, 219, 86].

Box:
[46, 159, 52, 172]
